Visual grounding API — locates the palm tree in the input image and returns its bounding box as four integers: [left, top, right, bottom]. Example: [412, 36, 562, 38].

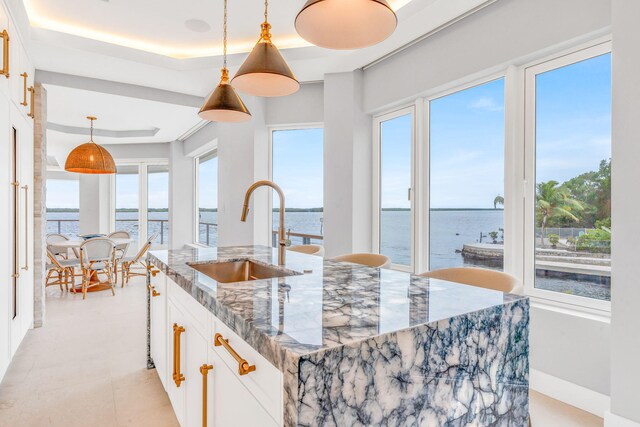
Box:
[493, 195, 504, 209]
[536, 181, 583, 246]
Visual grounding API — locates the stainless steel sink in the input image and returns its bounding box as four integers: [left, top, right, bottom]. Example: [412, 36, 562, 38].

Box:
[188, 260, 299, 283]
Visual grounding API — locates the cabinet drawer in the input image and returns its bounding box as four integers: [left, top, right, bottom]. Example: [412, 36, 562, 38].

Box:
[212, 316, 283, 424]
[167, 278, 210, 339]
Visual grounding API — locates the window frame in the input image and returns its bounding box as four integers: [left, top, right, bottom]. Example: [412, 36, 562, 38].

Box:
[110, 159, 169, 249]
[193, 149, 218, 247]
[372, 105, 417, 272]
[268, 123, 324, 246]
[523, 40, 612, 314]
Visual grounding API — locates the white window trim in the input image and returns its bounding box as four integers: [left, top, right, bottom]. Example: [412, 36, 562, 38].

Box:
[267, 124, 324, 247]
[372, 106, 417, 272]
[522, 40, 612, 315]
[110, 159, 169, 249]
[193, 149, 218, 246]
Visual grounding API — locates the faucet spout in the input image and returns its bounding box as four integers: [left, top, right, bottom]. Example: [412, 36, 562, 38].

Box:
[241, 180, 288, 265]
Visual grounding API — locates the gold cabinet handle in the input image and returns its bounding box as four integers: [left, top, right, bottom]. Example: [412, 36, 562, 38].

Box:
[214, 333, 256, 376]
[173, 323, 186, 387]
[27, 86, 34, 118]
[147, 283, 160, 296]
[21, 185, 28, 271]
[146, 264, 160, 277]
[20, 72, 27, 106]
[11, 181, 19, 278]
[200, 364, 213, 427]
[0, 29, 8, 78]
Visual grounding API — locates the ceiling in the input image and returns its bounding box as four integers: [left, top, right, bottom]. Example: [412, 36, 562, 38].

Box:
[18, 0, 496, 168]
[24, 0, 413, 58]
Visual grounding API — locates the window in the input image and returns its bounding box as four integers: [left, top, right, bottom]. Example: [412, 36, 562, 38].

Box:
[113, 163, 169, 249]
[148, 165, 169, 246]
[46, 177, 80, 236]
[525, 44, 611, 303]
[271, 128, 324, 246]
[115, 165, 140, 245]
[196, 152, 218, 247]
[374, 109, 414, 267]
[429, 78, 505, 271]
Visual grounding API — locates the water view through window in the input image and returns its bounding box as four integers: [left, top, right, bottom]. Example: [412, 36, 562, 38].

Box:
[46, 177, 80, 236]
[115, 165, 140, 245]
[532, 52, 611, 301]
[198, 153, 218, 247]
[148, 165, 169, 246]
[429, 78, 505, 271]
[271, 128, 324, 246]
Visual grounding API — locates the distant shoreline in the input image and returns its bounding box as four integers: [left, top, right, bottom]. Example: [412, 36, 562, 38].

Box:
[47, 207, 504, 213]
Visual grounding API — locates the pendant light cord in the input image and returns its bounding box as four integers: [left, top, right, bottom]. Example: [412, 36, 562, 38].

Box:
[259, 0, 272, 44]
[264, 0, 268, 23]
[223, 0, 228, 70]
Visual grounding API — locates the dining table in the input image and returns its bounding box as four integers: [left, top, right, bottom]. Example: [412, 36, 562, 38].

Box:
[52, 238, 134, 293]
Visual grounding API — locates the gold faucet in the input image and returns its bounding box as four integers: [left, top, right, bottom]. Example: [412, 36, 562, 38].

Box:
[241, 180, 290, 266]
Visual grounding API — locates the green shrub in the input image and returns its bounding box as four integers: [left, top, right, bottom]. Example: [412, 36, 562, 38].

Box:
[576, 229, 611, 254]
[548, 234, 560, 248]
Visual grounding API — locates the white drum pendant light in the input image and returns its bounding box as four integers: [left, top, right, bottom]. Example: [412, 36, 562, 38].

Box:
[295, 0, 397, 50]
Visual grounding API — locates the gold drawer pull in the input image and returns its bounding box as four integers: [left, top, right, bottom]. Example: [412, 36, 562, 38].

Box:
[173, 324, 186, 387]
[152, 288, 160, 297]
[214, 333, 256, 376]
[200, 364, 213, 427]
[28, 86, 34, 118]
[0, 29, 8, 78]
[146, 264, 160, 277]
[20, 72, 27, 106]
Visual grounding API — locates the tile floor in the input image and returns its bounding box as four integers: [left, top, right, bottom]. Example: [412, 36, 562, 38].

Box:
[0, 276, 604, 427]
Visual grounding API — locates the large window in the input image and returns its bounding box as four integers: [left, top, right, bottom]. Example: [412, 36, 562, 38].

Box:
[429, 78, 505, 271]
[526, 45, 612, 303]
[46, 177, 80, 236]
[374, 109, 414, 267]
[113, 162, 169, 249]
[115, 165, 140, 245]
[271, 128, 324, 246]
[148, 165, 169, 246]
[196, 152, 218, 247]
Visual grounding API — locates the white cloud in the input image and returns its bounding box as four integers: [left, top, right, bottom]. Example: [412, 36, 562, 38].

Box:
[469, 97, 504, 112]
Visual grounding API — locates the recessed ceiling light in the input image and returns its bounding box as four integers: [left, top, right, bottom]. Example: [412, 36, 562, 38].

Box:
[184, 19, 211, 33]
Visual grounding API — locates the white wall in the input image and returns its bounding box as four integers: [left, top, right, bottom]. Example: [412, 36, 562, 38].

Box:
[362, 0, 612, 400]
[169, 140, 195, 249]
[265, 82, 323, 125]
[78, 174, 110, 234]
[103, 142, 169, 161]
[609, 0, 640, 424]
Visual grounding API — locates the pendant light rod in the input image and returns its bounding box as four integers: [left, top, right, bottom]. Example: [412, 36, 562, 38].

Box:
[87, 116, 96, 141]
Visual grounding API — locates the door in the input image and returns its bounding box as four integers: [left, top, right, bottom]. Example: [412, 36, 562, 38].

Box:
[150, 272, 167, 388]
[167, 301, 186, 426]
[183, 323, 210, 427]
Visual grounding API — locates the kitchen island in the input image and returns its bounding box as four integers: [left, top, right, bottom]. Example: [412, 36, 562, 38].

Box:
[147, 245, 529, 426]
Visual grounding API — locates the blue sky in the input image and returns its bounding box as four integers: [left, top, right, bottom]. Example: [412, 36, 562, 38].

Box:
[47, 53, 611, 211]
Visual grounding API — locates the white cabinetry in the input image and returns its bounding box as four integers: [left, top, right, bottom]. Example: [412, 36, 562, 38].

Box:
[148, 271, 284, 427]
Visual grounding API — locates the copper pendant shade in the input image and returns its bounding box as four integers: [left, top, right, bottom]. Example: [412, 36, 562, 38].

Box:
[199, 0, 251, 122]
[231, 22, 299, 97]
[295, 0, 397, 50]
[64, 116, 116, 174]
[199, 68, 251, 122]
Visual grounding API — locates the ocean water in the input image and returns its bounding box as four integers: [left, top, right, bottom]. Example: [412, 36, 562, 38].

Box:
[47, 209, 610, 300]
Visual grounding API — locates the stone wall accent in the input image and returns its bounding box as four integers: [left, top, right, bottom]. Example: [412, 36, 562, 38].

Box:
[33, 83, 47, 328]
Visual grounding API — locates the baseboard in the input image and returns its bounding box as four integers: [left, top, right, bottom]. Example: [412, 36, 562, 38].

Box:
[605, 411, 640, 427]
[530, 369, 610, 417]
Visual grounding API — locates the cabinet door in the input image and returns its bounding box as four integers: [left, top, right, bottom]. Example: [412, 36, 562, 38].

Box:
[150, 271, 167, 388]
[0, 3, 9, 99]
[167, 301, 186, 426]
[209, 349, 279, 427]
[183, 325, 210, 427]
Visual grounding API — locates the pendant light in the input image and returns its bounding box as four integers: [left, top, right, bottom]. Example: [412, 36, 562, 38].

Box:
[64, 116, 116, 174]
[295, 0, 397, 50]
[231, 0, 299, 97]
[199, 0, 251, 122]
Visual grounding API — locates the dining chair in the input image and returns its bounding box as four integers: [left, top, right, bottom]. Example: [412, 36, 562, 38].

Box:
[331, 253, 391, 268]
[79, 238, 117, 299]
[418, 267, 523, 294]
[45, 249, 81, 291]
[120, 232, 159, 287]
[287, 244, 325, 257]
[46, 233, 73, 259]
[108, 230, 131, 258]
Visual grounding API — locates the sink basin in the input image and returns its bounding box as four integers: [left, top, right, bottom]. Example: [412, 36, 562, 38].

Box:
[188, 260, 299, 283]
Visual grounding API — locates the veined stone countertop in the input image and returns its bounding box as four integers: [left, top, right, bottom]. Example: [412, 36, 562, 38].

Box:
[148, 245, 530, 426]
